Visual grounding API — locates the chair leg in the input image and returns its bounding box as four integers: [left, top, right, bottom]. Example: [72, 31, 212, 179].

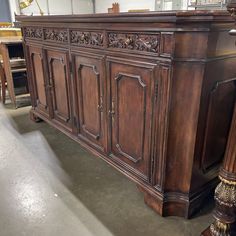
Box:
[0, 67, 6, 104]
[2, 81, 6, 105]
[0, 85, 1, 102]
[0, 76, 1, 102]
[0, 65, 2, 102]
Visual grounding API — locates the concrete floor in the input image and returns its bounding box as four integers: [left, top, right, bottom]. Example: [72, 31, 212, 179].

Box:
[0, 103, 214, 236]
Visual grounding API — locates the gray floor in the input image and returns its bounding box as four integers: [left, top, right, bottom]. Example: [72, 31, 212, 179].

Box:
[0, 103, 214, 236]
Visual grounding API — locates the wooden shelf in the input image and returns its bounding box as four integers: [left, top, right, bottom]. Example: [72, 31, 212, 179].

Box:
[10, 58, 26, 68]
[0, 35, 28, 108]
[11, 67, 27, 73]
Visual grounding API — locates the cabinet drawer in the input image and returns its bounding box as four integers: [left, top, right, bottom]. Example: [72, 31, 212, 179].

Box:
[107, 32, 174, 57]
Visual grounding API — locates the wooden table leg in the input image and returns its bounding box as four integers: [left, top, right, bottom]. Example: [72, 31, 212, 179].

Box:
[201, 102, 236, 235]
[0, 75, 1, 102]
[0, 64, 6, 104]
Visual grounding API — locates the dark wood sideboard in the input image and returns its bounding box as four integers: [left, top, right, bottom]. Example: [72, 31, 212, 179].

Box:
[16, 11, 236, 218]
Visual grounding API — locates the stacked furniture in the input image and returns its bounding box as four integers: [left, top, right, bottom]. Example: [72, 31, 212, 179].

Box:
[17, 10, 236, 218]
[0, 36, 28, 108]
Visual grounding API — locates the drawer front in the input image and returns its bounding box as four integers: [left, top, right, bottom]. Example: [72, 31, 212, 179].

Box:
[107, 32, 174, 57]
[23, 27, 174, 58]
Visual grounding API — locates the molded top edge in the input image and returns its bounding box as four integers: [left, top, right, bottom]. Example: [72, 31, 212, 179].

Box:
[15, 10, 234, 23]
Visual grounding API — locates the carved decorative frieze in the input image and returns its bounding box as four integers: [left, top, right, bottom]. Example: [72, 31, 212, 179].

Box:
[44, 28, 68, 42]
[70, 30, 104, 47]
[24, 27, 43, 39]
[108, 32, 160, 53]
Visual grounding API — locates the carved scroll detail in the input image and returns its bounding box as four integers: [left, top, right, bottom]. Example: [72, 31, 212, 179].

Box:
[24, 27, 43, 39]
[44, 28, 68, 42]
[108, 32, 160, 53]
[70, 31, 104, 47]
[209, 176, 236, 236]
[210, 220, 231, 236]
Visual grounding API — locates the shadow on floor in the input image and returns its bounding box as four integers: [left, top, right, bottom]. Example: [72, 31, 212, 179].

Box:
[7, 107, 214, 236]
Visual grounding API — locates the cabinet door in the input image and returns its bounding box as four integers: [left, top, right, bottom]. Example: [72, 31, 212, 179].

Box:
[73, 54, 106, 152]
[28, 45, 49, 118]
[46, 49, 72, 131]
[108, 59, 156, 181]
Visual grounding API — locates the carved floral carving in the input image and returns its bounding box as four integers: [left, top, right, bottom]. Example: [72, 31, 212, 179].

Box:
[24, 27, 43, 39]
[108, 33, 160, 53]
[70, 31, 104, 47]
[44, 28, 68, 42]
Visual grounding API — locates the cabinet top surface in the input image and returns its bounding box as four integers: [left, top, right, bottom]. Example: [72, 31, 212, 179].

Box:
[16, 10, 234, 23]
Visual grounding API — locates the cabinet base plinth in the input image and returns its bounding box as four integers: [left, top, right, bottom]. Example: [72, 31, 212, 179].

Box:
[142, 191, 189, 218]
[137, 182, 215, 219]
[142, 192, 163, 216]
[137, 185, 190, 218]
[30, 110, 43, 123]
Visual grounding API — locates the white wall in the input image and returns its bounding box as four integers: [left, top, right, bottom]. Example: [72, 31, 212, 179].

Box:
[15, 0, 94, 16]
[8, 0, 20, 21]
[73, 0, 94, 14]
[9, 0, 189, 21]
[95, 0, 156, 13]
[95, 0, 189, 13]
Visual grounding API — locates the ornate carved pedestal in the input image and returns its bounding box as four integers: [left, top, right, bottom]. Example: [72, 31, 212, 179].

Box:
[201, 104, 236, 235]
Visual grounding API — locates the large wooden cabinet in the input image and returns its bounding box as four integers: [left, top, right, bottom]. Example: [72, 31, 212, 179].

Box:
[17, 11, 236, 218]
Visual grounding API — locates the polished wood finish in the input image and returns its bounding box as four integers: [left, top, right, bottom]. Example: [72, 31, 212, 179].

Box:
[46, 49, 72, 130]
[73, 52, 106, 151]
[17, 11, 236, 218]
[28, 45, 49, 117]
[108, 59, 155, 180]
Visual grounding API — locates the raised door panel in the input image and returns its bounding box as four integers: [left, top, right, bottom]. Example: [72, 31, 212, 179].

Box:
[74, 54, 106, 152]
[201, 79, 236, 171]
[46, 49, 72, 130]
[108, 58, 156, 181]
[28, 45, 49, 117]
